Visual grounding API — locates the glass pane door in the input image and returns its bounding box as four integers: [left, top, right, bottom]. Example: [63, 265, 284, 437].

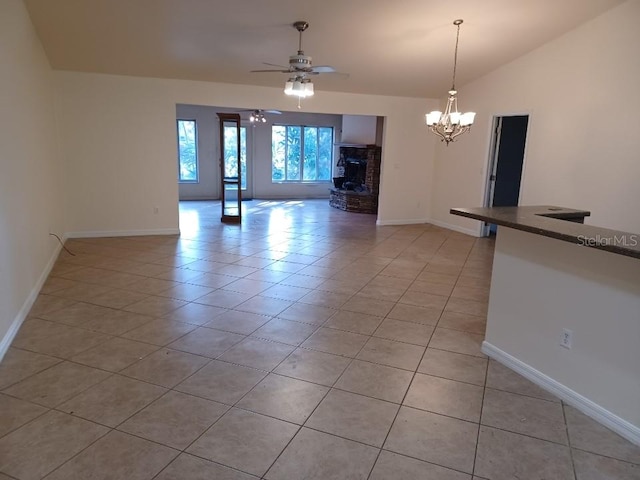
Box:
[217, 113, 242, 223]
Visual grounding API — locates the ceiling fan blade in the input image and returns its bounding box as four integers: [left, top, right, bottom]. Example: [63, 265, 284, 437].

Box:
[310, 65, 336, 73]
[250, 69, 291, 73]
[263, 62, 289, 69]
[264, 110, 282, 114]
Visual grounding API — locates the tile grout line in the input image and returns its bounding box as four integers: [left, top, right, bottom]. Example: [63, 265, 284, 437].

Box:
[364, 296, 442, 479]
[563, 400, 580, 480]
[261, 302, 382, 480]
[169, 317, 339, 479]
[13, 204, 606, 480]
[364, 230, 466, 479]
[471, 349, 491, 477]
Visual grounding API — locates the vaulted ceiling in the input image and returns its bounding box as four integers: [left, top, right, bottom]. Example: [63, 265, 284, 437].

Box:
[25, 0, 623, 97]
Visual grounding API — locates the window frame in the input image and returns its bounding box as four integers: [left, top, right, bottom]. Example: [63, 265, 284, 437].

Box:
[240, 125, 248, 191]
[271, 124, 333, 184]
[177, 119, 199, 183]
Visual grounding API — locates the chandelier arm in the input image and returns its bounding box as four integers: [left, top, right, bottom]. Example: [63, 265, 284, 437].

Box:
[428, 125, 446, 142]
[449, 126, 470, 140]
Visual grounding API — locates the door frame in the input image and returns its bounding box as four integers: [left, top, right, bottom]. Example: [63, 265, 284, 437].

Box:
[217, 113, 243, 223]
[240, 122, 254, 200]
[481, 111, 532, 236]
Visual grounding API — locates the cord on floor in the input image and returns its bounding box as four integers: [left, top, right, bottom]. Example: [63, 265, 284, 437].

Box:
[49, 233, 76, 256]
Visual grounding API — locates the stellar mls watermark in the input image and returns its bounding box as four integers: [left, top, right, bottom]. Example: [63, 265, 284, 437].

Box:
[577, 234, 639, 247]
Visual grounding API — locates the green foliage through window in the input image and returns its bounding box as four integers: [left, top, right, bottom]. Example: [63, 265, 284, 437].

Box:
[272, 125, 332, 182]
[177, 120, 198, 182]
[223, 125, 247, 190]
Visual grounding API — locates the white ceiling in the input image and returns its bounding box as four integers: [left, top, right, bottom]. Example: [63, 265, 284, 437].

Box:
[25, 0, 623, 97]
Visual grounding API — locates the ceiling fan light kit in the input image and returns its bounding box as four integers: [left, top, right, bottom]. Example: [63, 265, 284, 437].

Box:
[242, 109, 281, 124]
[426, 19, 476, 145]
[284, 76, 314, 98]
[251, 20, 343, 105]
[249, 111, 267, 123]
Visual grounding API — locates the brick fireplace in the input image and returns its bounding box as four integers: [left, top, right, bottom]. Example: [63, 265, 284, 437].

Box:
[329, 145, 381, 214]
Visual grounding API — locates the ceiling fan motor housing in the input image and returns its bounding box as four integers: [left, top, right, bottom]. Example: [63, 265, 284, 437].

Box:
[289, 54, 312, 70]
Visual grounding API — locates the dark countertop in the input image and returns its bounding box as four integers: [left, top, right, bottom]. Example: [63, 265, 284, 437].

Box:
[450, 206, 640, 259]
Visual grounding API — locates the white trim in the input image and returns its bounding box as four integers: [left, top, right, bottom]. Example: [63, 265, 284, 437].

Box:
[482, 341, 640, 447]
[179, 196, 219, 201]
[0, 241, 63, 361]
[480, 112, 532, 237]
[376, 218, 428, 226]
[427, 218, 480, 237]
[66, 228, 180, 239]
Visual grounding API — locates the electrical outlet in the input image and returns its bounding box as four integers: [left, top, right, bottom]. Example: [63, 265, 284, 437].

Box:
[153, 206, 159, 214]
[561, 329, 573, 349]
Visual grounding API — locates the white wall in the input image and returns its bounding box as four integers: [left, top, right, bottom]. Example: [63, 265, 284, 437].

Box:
[341, 115, 378, 145]
[486, 227, 640, 442]
[177, 104, 342, 200]
[55, 72, 438, 233]
[0, 0, 64, 357]
[55, 74, 181, 236]
[431, 0, 640, 235]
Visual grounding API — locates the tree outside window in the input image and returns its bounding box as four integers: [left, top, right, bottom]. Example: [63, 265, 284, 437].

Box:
[177, 120, 198, 182]
[223, 126, 247, 190]
[272, 125, 332, 183]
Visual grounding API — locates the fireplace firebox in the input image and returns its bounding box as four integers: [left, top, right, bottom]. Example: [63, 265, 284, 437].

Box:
[330, 145, 381, 214]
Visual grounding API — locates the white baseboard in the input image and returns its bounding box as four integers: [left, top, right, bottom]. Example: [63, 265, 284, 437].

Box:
[427, 218, 481, 237]
[482, 341, 640, 447]
[66, 228, 180, 239]
[257, 195, 329, 200]
[179, 196, 218, 201]
[0, 241, 63, 362]
[376, 218, 428, 226]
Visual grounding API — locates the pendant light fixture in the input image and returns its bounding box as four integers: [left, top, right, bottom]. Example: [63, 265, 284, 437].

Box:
[426, 19, 475, 145]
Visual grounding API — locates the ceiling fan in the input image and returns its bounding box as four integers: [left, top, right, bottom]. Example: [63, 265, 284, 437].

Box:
[236, 108, 282, 124]
[251, 21, 343, 77]
[236, 109, 282, 123]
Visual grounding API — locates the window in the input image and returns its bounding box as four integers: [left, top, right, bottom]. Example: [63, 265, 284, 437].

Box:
[177, 120, 198, 182]
[272, 125, 333, 182]
[223, 125, 247, 190]
[240, 126, 247, 190]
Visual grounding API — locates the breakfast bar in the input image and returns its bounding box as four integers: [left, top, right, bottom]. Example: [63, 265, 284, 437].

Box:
[451, 206, 640, 446]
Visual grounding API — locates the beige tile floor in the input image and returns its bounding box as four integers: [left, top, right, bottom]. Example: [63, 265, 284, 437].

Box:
[1, 199, 638, 479]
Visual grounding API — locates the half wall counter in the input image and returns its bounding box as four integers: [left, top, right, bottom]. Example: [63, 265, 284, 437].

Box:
[451, 205, 640, 446]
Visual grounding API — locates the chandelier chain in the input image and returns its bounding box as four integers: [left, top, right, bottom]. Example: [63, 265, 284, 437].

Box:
[452, 21, 461, 90]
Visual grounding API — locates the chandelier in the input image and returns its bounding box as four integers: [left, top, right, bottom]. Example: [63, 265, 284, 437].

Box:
[426, 19, 475, 145]
[284, 75, 314, 98]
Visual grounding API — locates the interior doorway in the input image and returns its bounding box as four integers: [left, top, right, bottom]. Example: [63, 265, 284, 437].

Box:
[483, 115, 529, 235]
